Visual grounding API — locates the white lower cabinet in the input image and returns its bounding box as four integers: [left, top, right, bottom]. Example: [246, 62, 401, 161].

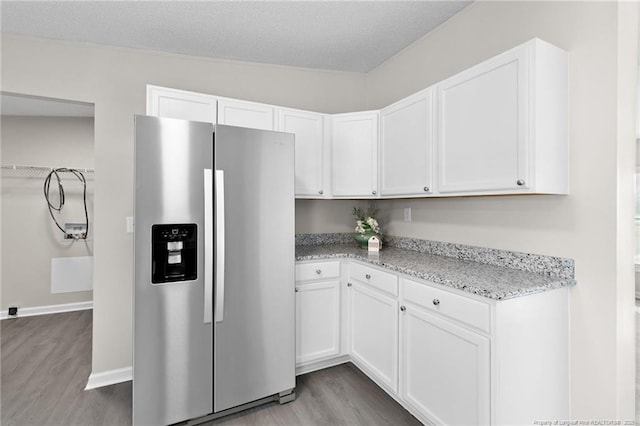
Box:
[296, 280, 341, 364]
[348, 280, 398, 393]
[296, 259, 569, 425]
[400, 303, 490, 425]
[295, 261, 344, 371]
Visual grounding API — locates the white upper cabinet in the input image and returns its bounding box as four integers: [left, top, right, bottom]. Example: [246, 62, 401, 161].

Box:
[147, 85, 217, 123]
[437, 38, 568, 195]
[279, 109, 326, 198]
[380, 89, 434, 197]
[331, 112, 379, 198]
[146, 38, 568, 199]
[217, 98, 277, 131]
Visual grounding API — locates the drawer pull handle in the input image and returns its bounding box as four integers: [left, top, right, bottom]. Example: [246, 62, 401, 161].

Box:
[365, 274, 371, 280]
[347, 282, 352, 287]
[433, 299, 440, 306]
[400, 305, 406, 312]
[316, 269, 322, 274]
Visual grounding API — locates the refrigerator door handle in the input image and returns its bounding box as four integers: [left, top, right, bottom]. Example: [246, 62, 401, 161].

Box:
[215, 170, 225, 323]
[203, 169, 213, 324]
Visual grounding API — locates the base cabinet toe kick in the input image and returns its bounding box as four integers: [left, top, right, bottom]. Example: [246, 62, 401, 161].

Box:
[295, 259, 570, 425]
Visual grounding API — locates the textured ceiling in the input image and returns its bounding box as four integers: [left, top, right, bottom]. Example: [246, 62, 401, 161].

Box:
[1, 1, 471, 73]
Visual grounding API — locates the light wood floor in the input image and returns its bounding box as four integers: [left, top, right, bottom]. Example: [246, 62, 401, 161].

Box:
[1, 311, 421, 426]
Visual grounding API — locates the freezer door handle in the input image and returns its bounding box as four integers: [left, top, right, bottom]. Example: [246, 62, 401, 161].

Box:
[203, 169, 213, 324]
[215, 170, 225, 323]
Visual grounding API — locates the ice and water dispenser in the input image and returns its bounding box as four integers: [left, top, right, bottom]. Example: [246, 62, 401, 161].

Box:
[151, 224, 197, 284]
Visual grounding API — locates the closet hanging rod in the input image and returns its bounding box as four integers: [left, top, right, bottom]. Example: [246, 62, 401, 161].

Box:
[1, 164, 95, 174]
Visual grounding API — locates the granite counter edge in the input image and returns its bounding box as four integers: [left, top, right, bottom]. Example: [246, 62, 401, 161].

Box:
[295, 251, 576, 301]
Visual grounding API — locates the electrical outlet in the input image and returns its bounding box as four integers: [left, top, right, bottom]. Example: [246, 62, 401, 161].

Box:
[404, 208, 412, 222]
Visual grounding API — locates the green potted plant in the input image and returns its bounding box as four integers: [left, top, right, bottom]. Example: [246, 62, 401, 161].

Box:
[352, 206, 381, 249]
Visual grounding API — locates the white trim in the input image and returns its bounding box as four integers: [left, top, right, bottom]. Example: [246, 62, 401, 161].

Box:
[296, 354, 350, 376]
[85, 366, 132, 390]
[0, 301, 93, 320]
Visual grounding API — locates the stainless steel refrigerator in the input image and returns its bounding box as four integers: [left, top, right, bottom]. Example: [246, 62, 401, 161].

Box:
[133, 115, 296, 426]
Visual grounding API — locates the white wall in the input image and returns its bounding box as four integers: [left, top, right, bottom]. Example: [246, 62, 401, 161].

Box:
[295, 199, 372, 234]
[0, 34, 366, 376]
[1, 116, 94, 310]
[363, 1, 638, 420]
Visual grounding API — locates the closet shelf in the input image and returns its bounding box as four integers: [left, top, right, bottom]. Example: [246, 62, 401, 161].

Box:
[1, 164, 95, 179]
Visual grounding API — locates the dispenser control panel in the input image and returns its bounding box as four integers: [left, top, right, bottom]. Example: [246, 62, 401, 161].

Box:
[151, 224, 197, 284]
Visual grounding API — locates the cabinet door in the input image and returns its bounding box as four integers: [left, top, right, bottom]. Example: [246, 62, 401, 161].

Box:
[296, 280, 341, 365]
[437, 47, 528, 194]
[349, 281, 398, 393]
[380, 89, 434, 196]
[217, 99, 276, 131]
[147, 86, 217, 123]
[331, 112, 378, 197]
[400, 305, 490, 425]
[279, 109, 325, 197]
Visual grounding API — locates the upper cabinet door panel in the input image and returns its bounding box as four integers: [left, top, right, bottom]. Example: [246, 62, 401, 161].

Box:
[437, 48, 528, 194]
[380, 89, 434, 196]
[331, 112, 379, 198]
[279, 109, 325, 197]
[217, 99, 276, 131]
[436, 39, 567, 195]
[147, 85, 217, 124]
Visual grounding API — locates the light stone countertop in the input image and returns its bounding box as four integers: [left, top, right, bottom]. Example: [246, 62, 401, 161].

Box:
[295, 243, 576, 301]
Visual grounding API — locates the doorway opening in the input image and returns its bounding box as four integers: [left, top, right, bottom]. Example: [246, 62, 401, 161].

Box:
[1, 92, 95, 318]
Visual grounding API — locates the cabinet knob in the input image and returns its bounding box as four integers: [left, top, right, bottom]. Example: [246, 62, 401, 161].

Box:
[371, 190, 377, 195]
[318, 189, 323, 195]
[423, 186, 429, 192]
[295, 288, 299, 292]
[365, 274, 371, 280]
[432, 299, 440, 306]
[347, 282, 352, 287]
[516, 179, 525, 186]
[316, 269, 322, 275]
[400, 305, 406, 312]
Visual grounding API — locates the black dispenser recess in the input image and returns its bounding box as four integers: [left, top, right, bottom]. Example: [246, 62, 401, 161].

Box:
[151, 224, 197, 284]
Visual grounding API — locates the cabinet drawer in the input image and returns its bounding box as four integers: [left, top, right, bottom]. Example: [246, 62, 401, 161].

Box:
[349, 262, 398, 296]
[403, 278, 490, 333]
[296, 261, 340, 282]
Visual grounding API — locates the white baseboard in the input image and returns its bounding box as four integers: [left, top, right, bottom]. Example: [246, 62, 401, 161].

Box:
[0, 301, 93, 320]
[85, 366, 132, 390]
[296, 355, 350, 376]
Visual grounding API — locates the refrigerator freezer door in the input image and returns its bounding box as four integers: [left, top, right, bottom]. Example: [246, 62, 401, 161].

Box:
[134, 115, 213, 426]
[213, 125, 296, 413]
